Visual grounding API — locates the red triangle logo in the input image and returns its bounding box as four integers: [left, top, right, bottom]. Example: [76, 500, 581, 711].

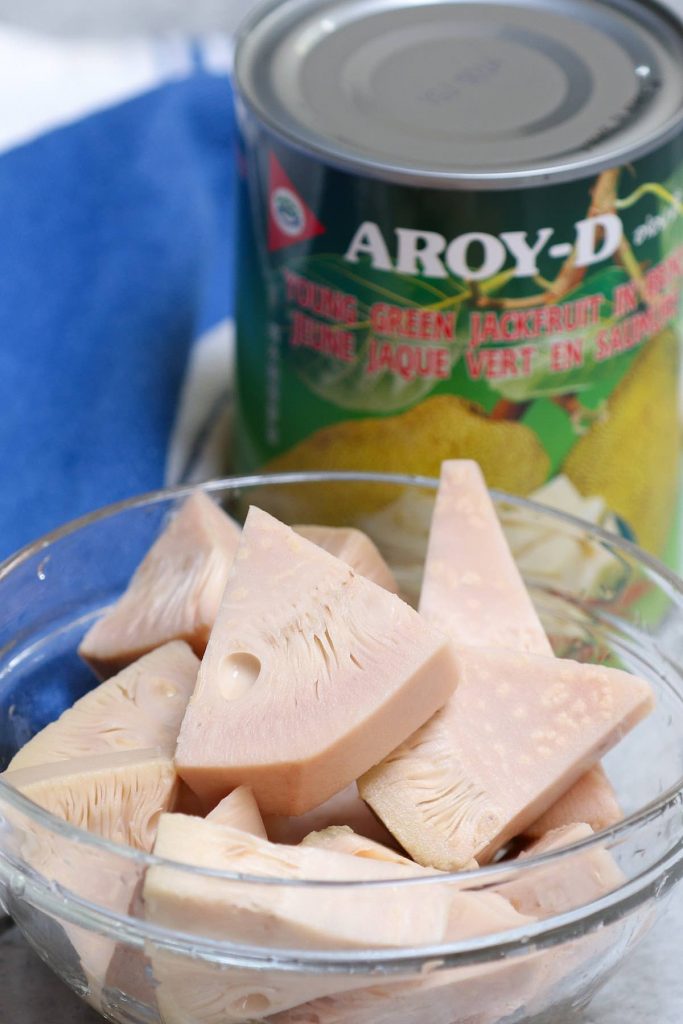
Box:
[267, 153, 325, 252]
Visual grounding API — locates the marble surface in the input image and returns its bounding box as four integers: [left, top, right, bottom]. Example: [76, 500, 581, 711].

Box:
[2, 891, 683, 1023]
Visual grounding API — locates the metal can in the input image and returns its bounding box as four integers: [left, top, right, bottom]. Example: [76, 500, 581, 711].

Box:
[233, 0, 683, 568]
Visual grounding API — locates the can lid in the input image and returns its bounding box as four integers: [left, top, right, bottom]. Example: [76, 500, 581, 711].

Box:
[235, 0, 683, 187]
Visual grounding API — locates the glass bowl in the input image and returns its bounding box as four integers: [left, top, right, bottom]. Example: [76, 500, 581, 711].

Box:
[0, 471, 682, 1024]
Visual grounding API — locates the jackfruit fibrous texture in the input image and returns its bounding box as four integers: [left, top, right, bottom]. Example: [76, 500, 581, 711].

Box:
[360, 647, 653, 869]
[3, 748, 178, 851]
[9, 642, 199, 770]
[143, 813, 451, 949]
[175, 506, 459, 814]
[79, 492, 241, 676]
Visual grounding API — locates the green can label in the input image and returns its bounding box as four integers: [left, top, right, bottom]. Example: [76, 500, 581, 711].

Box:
[235, 129, 683, 566]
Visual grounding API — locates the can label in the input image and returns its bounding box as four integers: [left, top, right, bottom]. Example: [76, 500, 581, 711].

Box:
[235, 127, 683, 567]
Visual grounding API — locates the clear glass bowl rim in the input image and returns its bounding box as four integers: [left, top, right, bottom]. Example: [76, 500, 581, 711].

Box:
[1, 470, 683, 970]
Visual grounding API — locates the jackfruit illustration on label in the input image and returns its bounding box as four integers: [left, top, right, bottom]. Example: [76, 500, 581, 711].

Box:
[236, 137, 683, 570]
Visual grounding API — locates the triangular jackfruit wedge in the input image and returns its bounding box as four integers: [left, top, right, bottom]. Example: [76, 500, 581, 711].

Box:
[294, 525, 398, 593]
[175, 506, 459, 814]
[264, 782, 396, 847]
[499, 822, 624, 919]
[360, 646, 653, 869]
[79, 492, 241, 677]
[9, 642, 199, 771]
[206, 786, 267, 837]
[3, 748, 178, 851]
[418, 460, 622, 849]
[419, 460, 552, 653]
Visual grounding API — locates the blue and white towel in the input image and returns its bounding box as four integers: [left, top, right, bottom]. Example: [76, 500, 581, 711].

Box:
[0, 27, 238, 559]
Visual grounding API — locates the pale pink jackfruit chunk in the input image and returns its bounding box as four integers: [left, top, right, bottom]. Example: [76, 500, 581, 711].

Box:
[360, 646, 653, 869]
[264, 782, 396, 848]
[144, 813, 529, 1021]
[301, 824, 479, 872]
[419, 460, 552, 654]
[2, 748, 178, 851]
[143, 813, 451, 950]
[206, 786, 267, 838]
[79, 492, 241, 676]
[148, 953, 374, 1024]
[500, 822, 624, 918]
[175, 506, 460, 814]
[3, 748, 176, 997]
[300, 825, 416, 865]
[9, 642, 199, 771]
[20, 836, 144, 1011]
[418, 460, 621, 847]
[524, 764, 622, 839]
[294, 525, 399, 593]
[270, 899, 536, 1024]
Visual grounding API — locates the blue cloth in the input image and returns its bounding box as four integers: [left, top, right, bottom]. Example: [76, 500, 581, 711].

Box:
[0, 46, 236, 559]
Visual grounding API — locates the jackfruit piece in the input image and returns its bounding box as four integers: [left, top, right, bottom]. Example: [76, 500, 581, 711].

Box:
[9, 642, 199, 771]
[303, 825, 482, 873]
[294, 525, 398, 593]
[143, 813, 450, 949]
[175, 506, 459, 814]
[499, 822, 623, 919]
[206, 785, 267, 837]
[420, 460, 622, 862]
[269, 897, 538, 1024]
[149, 954, 373, 1024]
[524, 765, 622, 839]
[2, 750, 178, 1005]
[301, 824, 482, 872]
[359, 647, 653, 869]
[6, 823, 145, 1013]
[263, 395, 550, 524]
[419, 460, 552, 654]
[564, 330, 680, 555]
[151, 907, 534, 1024]
[79, 492, 241, 676]
[144, 813, 530, 1022]
[2, 748, 178, 851]
[264, 782, 397, 848]
[300, 825, 417, 865]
